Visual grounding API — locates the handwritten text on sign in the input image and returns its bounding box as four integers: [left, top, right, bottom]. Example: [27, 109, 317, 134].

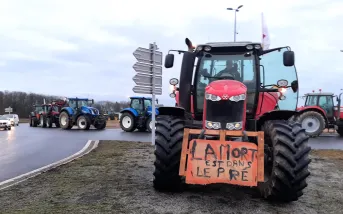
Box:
[185, 139, 259, 186]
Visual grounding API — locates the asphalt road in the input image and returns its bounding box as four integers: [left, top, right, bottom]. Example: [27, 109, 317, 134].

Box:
[0, 123, 150, 182]
[0, 123, 342, 183]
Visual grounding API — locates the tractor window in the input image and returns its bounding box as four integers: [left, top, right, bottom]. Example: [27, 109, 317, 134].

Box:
[260, 48, 298, 111]
[144, 99, 152, 108]
[195, 53, 256, 114]
[305, 96, 318, 106]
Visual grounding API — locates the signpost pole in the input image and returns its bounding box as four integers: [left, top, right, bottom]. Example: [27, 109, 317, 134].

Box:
[151, 42, 156, 146]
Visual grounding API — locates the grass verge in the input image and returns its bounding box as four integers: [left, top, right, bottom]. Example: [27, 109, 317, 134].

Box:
[0, 141, 342, 214]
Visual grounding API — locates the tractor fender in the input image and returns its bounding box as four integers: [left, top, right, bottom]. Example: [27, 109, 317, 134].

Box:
[256, 110, 297, 129]
[120, 108, 138, 117]
[146, 106, 159, 116]
[157, 106, 186, 117]
[61, 107, 74, 116]
[296, 106, 329, 126]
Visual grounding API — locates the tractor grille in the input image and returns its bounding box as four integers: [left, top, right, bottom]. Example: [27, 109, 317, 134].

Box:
[205, 99, 244, 128]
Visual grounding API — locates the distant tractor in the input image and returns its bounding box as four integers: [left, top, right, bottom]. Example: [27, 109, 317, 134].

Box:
[40, 100, 66, 128]
[29, 104, 44, 127]
[119, 96, 159, 132]
[289, 91, 343, 137]
[58, 97, 106, 130]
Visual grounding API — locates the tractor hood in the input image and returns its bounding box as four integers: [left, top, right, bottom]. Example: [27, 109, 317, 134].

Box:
[146, 106, 159, 116]
[81, 106, 100, 115]
[205, 80, 247, 98]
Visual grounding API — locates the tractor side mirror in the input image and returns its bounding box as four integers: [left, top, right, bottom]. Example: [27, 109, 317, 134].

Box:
[164, 54, 174, 68]
[291, 80, 298, 92]
[283, 51, 294, 66]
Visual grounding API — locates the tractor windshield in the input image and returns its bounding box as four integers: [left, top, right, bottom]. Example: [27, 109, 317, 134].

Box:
[77, 100, 89, 107]
[194, 52, 257, 114]
[259, 47, 298, 111]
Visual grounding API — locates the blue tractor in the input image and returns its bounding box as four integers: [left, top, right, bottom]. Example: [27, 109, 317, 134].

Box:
[58, 97, 106, 130]
[119, 96, 159, 132]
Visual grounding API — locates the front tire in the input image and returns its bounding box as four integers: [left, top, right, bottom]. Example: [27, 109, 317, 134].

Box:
[120, 112, 136, 132]
[46, 117, 53, 128]
[77, 115, 91, 130]
[40, 115, 47, 128]
[297, 111, 325, 137]
[258, 120, 311, 202]
[146, 117, 153, 132]
[95, 121, 106, 130]
[153, 115, 184, 191]
[59, 112, 72, 130]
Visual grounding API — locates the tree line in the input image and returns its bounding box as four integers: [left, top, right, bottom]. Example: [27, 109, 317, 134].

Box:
[0, 90, 130, 118]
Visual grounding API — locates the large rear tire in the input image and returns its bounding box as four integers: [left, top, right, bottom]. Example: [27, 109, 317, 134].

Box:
[59, 112, 72, 130]
[120, 112, 136, 132]
[153, 115, 184, 191]
[258, 120, 311, 202]
[296, 111, 325, 138]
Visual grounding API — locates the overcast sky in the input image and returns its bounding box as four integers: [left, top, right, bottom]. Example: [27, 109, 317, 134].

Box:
[0, 0, 342, 106]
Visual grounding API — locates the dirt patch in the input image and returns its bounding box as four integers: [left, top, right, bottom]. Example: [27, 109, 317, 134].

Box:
[1, 141, 343, 214]
[106, 120, 120, 129]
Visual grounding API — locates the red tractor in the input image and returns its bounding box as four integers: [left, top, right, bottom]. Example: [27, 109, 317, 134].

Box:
[29, 104, 44, 127]
[40, 100, 66, 128]
[154, 38, 311, 202]
[289, 91, 343, 137]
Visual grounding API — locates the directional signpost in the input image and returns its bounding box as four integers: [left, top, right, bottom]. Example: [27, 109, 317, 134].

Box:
[4, 106, 12, 114]
[132, 42, 163, 145]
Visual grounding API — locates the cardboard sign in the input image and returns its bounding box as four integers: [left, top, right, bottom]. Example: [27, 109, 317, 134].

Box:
[185, 139, 259, 187]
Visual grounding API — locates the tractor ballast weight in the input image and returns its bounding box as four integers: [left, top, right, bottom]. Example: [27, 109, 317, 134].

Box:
[59, 97, 106, 130]
[153, 38, 311, 202]
[119, 96, 159, 132]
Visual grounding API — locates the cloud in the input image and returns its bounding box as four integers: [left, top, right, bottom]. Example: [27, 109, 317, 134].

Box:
[0, 0, 342, 108]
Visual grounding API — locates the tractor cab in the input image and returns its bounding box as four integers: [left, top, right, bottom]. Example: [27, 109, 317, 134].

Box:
[129, 96, 157, 115]
[166, 39, 299, 129]
[303, 92, 335, 120]
[66, 97, 94, 109]
[152, 38, 311, 203]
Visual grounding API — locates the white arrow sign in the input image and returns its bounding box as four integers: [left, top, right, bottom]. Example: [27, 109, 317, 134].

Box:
[133, 47, 162, 65]
[133, 86, 162, 95]
[133, 73, 162, 87]
[133, 62, 162, 75]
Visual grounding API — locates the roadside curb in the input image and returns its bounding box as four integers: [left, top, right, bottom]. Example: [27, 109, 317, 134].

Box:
[0, 140, 100, 191]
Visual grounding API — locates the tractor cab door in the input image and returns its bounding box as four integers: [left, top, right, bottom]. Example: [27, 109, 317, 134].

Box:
[318, 95, 334, 120]
[131, 98, 144, 115]
[259, 47, 298, 111]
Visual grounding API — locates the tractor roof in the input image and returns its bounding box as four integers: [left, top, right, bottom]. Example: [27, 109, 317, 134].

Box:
[304, 92, 334, 96]
[130, 96, 152, 99]
[200, 41, 260, 47]
[67, 97, 90, 100]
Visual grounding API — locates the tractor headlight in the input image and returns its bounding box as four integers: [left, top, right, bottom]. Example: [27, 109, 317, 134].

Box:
[229, 93, 246, 102]
[205, 93, 221, 101]
[204, 46, 211, 51]
[196, 46, 203, 51]
[205, 120, 221, 129]
[246, 45, 253, 50]
[226, 122, 242, 130]
[254, 44, 261, 49]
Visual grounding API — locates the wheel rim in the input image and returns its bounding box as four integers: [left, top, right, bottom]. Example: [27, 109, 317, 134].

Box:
[149, 120, 156, 130]
[122, 116, 132, 129]
[60, 115, 67, 126]
[302, 116, 320, 133]
[40, 117, 43, 125]
[78, 118, 87, 129]
[47, 118, 50, 125]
